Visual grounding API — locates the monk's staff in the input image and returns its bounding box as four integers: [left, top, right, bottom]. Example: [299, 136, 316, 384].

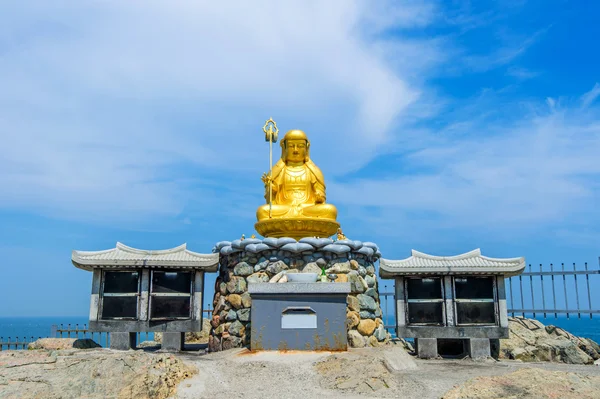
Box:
[263, 118, 278, 218]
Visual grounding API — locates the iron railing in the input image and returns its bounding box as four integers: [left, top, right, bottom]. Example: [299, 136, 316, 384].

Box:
[0, 336, 42, 351]
[507, 259, 600, 319]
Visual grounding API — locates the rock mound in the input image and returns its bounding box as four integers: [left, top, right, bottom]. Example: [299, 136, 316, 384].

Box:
[442, 368, 600, 399]
[27, 338, 101, 350]
[0, 348, 195, 399]
[500, 317, 600, 364]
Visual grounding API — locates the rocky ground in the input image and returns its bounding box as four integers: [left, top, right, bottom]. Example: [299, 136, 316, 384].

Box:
[3, 317, 600, 398]
[0, 347, 195, 399]
[499, 316, 600, 364]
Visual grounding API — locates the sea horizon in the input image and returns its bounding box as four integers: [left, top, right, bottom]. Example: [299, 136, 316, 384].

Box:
[2, 314, 599, 346]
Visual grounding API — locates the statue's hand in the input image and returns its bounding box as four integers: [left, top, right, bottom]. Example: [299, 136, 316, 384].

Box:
[261, 172, 272, 185]
[315, 191, 326, 203]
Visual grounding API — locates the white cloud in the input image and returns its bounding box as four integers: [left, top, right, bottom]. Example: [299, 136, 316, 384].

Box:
[0, 0, 441, 222]
[331, 85, 600, 238]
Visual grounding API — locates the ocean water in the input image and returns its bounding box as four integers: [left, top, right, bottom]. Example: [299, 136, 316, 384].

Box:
[0, 317, 154, 348]
[2, 314, 599, 349]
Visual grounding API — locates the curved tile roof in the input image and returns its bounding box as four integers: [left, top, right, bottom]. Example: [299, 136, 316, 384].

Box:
[379, 248, 525, 278]
[72, 242, 219, 271]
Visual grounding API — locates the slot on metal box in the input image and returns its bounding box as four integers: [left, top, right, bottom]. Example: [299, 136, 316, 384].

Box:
[281, 307, 317, 329]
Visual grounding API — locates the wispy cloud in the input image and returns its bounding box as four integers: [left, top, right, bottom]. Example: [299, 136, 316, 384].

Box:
[0, 0, 442, 222]
[331, 85, 600, 241]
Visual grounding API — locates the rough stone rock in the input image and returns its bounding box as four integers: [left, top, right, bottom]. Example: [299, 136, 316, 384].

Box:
[214, 295, 226, 313]
[375, 318, 383, 327]
[366, 265, 375, 275]
[266, 260, 287, 275]
[237, 308, 250, 322]
[358, 276, 369, 291]
[316, 258, 327, 268]
[347, 295, 360, 312]
[374, 325, 387, 341]
[364, 275, 376, 288]
[214, 324, 225, 336]
[229, 321, 245, 337]
[368, 335, 380, 347]
[226, 277, 247, 294]
[357, 319, 377, 336]
[269, 270, 285, 283]
[500, 317, 597, 364]
[326, 261, 351, 274]
[278, 275, 288, 283]
[335, 274, 348, 283]
[350, 259, 359, 270]
[255, 260, 269, 271]
[357, 294, 377, 311]
[222, 336, 242, 350]
[228, 293, 243, 309]
[28, 338, 101, 350]
[365, 288, 377, 298]
[241, 292, 252, 308]
[0, 348, 196, 399]
[442, 368, 600, 399]
[208, 335, 221, 352]
[247, 272, 269, 284]
[226, 309, 237, 321]
[346, 311, 360, 329]
[348, 275, 365, 294]
[233, 261, 253, 277]
[358, 266, 367, 277]
[219, 282, 227, 295]
[303, 262, 321, 274]
[348, 330, 365, 348]
[211, 315, 220, 328]
[360, 311, 377, 320]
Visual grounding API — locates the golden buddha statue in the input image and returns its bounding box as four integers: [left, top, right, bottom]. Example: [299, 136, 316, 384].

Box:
[255, 129, 340, 239]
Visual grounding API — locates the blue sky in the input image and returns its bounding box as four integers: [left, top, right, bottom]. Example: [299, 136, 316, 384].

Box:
[0, 1, 599, 317]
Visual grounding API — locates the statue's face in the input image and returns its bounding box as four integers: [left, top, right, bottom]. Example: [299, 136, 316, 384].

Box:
[285, 139, 307, 163]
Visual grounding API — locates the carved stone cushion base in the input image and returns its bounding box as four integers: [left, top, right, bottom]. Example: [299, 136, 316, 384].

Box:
[255, 218, 340, 240]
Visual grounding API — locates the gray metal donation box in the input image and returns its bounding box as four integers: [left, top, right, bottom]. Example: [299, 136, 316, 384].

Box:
[248, 283, 351, 351]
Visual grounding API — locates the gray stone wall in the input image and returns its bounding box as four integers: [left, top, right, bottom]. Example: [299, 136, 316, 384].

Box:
[208, 238, 389, 351]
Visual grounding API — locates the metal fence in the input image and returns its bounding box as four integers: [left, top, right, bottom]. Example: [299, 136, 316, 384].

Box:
[507, 260, 600, 319]
[0, 336, 41, 351]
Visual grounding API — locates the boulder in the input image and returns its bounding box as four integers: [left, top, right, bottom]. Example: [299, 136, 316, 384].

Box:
[303, 262, 321, 274]
[348, 330, 365, 348]
[226, 277, 247, 294]
[357, 294, 377, 311]
[241, 292, 252, 308]
[233, 262, 253, 277]
[247, 272, 269, 284]
[357, 319, 376, 336]
[28, 338, 101, 350]
[228, 294, 243, 309]
[347, 295, 360, 312]
[500, 317, 598, 364]
[266, 260, 287, 275]
[346, 311, 360, 329]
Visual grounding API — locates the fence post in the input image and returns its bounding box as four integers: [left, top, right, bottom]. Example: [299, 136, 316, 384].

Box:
[573, 263, 581, 319]
[51, 324, 57, 338]
[562, 263, 569, 319]
[540, 264, 546, 318]
[585, 262, 593, 319]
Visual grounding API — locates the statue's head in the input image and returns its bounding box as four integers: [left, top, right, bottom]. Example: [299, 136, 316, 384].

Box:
[280, 129, 310, 164]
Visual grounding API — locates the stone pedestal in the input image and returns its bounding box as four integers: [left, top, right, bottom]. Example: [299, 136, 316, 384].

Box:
[249, 282, 350, 351]
[468, 338, 491, 359]
[415, 338, 438, 359]
[209, 237, 385, 352]
[161, 332, 185, 352]
[110, 332, 136, 350]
